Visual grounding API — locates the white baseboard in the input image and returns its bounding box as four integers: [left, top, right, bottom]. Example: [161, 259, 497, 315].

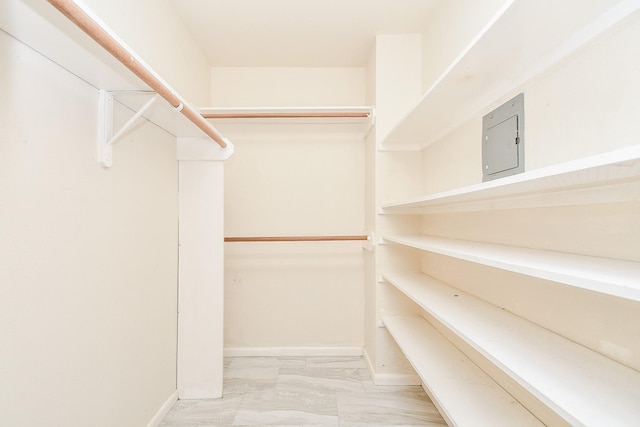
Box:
[363, 348, 421, 386]
[224, 347, 363, 357]
[363, 347, 376, 381]
[146, 390, 178, 427]
[373, 373, 422, 386]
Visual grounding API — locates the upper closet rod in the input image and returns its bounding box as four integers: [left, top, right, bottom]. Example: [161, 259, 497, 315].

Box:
[47, 0, 228, 149]
[203, 111, 372, 119]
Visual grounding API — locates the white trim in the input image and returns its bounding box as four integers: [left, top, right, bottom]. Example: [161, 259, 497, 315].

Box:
[377, 142, 423, 152]
[224, 347, 363, 358]
[363, 348, 376, 382]
[177, 162, 225, 400]
[145, 390, 178, 427]
[372, 373, 422, 386]
[363, 348, 422, 386]
[177, 137, 234, 161]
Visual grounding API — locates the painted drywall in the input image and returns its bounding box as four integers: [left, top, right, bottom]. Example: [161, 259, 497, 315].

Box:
[374, 34, 423, 143]
[82, 0, 211, 105]
[0, 30, 178, 427]
[420, 0, 509, 93]
[215, 67, 366, 352]
[210, 67, 366, 107]
[223, 136, 364, 350]
[524, 10, 640, 168]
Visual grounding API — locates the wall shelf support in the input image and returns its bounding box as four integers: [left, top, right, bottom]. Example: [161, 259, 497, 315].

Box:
[98, 90, 159, 167]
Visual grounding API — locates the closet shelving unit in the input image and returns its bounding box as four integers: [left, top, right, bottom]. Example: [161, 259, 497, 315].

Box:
[382, 315, 543, 426]
[379, 0, 640, 151]
[382, 233, 640, 301]
[382, 273, 640, 427]
[381, 146, 640, 303]
[1, 0, 231, 161]
[380, 145, 640, 214]
[378, 146, 640, 425]
[373, 0, 640, 425]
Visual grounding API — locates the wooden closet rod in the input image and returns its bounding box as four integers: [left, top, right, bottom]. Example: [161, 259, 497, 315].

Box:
[225, 235, 369, 242]
[202, 111, 371, 120]
[47, 0, 228, 149]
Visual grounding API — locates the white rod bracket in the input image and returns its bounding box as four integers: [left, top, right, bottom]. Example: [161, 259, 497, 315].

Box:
[362, 232, 376, 252]
[98, 90, 114, 167]
[98, 91, 159, 167]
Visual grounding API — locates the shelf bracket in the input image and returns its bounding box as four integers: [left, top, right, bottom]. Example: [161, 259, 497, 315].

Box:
[98, 90, 159, 167]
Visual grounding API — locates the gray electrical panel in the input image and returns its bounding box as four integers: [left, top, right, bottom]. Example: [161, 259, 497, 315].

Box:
[482, 93, 524, 181]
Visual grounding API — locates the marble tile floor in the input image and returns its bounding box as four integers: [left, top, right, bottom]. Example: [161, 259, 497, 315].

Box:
[160, 356, 447, 427]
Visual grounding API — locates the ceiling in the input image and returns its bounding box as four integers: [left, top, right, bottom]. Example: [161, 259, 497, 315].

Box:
[169, 0, 441, 68]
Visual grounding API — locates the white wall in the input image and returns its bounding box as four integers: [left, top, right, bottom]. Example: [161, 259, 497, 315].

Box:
[214, 67, 366, 352]
[211, 67, 366, 107]
[0, 24, 178, 427]
[524, 11, 640, 169]
[82, 0, 211, 105]
[421, 0, 509, 92]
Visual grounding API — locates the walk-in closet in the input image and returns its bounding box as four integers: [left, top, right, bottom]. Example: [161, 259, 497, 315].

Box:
[2, 0, 639, 426]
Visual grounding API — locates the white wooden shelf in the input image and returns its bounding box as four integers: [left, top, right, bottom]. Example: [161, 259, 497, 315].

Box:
[380, 145, 640, 214]
[382, 234, 640, 302]
[383, 271, 640, 426]
[382, 315, 543, 427]
[0, 0, 223, 142]
[201, 106, 374, 137]
[379, 0, 640, 151]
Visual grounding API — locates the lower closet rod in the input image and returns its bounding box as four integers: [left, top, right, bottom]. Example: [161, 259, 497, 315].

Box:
[225, 235, 368, 242]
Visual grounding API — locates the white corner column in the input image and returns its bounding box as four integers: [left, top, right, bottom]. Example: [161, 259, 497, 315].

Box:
[177, 137, 234, 399]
